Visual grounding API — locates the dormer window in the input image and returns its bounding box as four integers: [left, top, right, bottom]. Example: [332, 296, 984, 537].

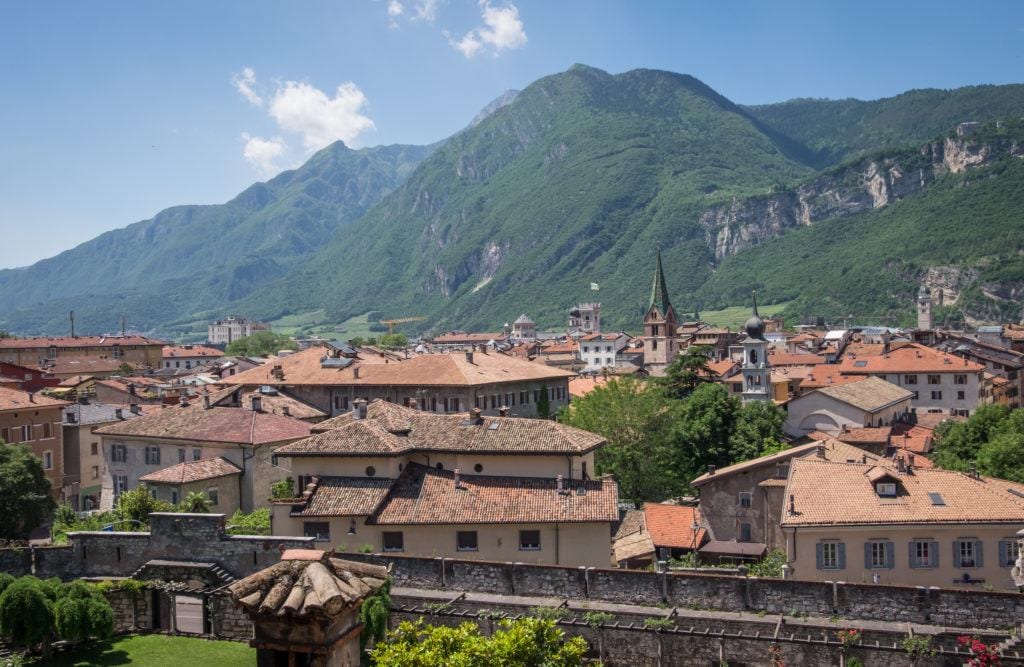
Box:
[876, 482, 897, 497]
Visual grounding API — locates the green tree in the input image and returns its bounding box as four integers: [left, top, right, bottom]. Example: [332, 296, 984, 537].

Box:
[181, 491, 212, 513]
[536, 384, 551, 419]
[225, 331, 297, 357]
[976, 430, 1024, 483]
[561, 376, 679, 502]
[115, 362, 135, 375]
[666, 383, 743, 489]
[226, 508, 271, 536]
[359, 580, 391, 649]
[369, 617, 586, 666]
[660, 345, 713, 399]
[271, 477, 295, 500]
[378, 333, 409, 350]
[0, 443, 56, 540]
[933, 404, 1011, 470]
[53, 581, 113, 643]
[0, 577, 55, 658]
[728, 400, 787, 461]
[115, 486, 171, 525]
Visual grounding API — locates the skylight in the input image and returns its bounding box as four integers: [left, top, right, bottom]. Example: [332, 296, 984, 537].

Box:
[853, 360, 868, 367]
[487, 422, 500, 431]
[928, 492, 946, 506]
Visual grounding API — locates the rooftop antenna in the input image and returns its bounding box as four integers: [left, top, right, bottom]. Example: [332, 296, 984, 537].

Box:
[121, 315, 126, 337]
[69, 310, 75, 338]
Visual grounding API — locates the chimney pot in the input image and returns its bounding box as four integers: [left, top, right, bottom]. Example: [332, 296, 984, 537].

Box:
[250, 395, 262, 412]
[465, 350, 474, 364]
[130, 403, 140, 415]
[454, 468, 461, 488]
[707, 464, 716, 476]
[354, 366, 361, 379]
[815, 444, 826, 458]
[908, 453, 915, 469]
[557, 474, 564, 494]
[354, 399, 368, 420]
[499, 405, 509, 417]
[471, 407, 482, 423]
[115, 408, 123, 420]
[28, 392, 34, 404]
[202, 394, 211, 410]
[282, 405, 290, 417]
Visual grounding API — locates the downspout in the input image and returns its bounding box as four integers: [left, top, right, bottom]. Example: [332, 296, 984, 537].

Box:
[555, 523, 560, 565]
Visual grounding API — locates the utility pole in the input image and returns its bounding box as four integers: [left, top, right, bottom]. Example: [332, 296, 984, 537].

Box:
[69, 310, 75, 338]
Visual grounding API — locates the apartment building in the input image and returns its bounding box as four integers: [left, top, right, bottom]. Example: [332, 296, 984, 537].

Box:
[270, 400, 617, 567]
[784, 376, 914, 437]
[578, 332, 632, 371]
[162, 345, 224, 370]
[0, 387, 68, 498]
[782, 458, 1024, 590]
[0, 335, 165, 368]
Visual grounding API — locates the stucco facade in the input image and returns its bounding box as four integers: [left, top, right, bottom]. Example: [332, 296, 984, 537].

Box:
[149, 475, 242, 515]
[0, 403, 65, 498]
[784, 388, 912, 437]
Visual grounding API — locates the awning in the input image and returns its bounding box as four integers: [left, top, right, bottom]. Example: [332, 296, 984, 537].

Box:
[698, 540, 767, 557]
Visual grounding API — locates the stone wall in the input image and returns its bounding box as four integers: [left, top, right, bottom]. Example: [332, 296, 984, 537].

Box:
[345, 552, 1024, 629]
[209, 592, 254, 641]
[105, 588, 152, 634]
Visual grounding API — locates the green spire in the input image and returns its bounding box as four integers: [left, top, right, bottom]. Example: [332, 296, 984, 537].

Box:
[650, 248, 673, 316]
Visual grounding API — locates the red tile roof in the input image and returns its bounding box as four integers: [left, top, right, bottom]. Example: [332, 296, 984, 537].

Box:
[768, 352, 827, 367]
[139, 457, 241, 484]
[94, 403, 312, 445]
[0, 335, 165, 349]
[163, 345, 223, 358]
[292, 477, 394, 516]
[889, 422, 935, 454]
[840, 343, 985, 375]
[642, 503, 705, 549]
[0, 387, 69, 411]
[800, 364, 863, 390]
[369, 463, 618, 525]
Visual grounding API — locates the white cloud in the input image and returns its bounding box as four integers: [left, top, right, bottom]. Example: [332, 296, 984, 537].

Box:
[449, 1, 526, 59]
[411, 0, 439, 21]
[241, 133, 287, 177]
[387, 0, 404, 16]
[232, 67, 263, 107]
[268, 81, 377, 151]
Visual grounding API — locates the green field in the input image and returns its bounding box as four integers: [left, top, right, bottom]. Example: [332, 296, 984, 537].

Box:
[47, 634, 255, 666]
[696, 302, 789, 330]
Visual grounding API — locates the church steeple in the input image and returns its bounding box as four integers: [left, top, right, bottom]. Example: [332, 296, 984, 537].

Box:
[650, 248, 673, 317]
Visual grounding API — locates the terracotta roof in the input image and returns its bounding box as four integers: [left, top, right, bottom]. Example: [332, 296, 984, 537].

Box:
[277, 400, 603, 457]
[782, 458, 1024, 527]
[0, 387, 68, 411]
[833, 426, 891, 444]
[889, 422, 934, 454]
[768, 352, 826, 367]
[209, 387, 326, 420]
[568, 376, 609, 398]
[800, 364, 863, 390]
[163, 345, 223, 358]
[643, 503, 705, 549]
[94, 403, 312, 445]
[613, 526, 655, 563]
[705, 359, 739, 378]
[537, 342, 576, 355]
[840, 343, 984, 375]
[224, 347, 572, 388]
[292, 477, 394, 516]
[368, 463, 618, 525]
[757, 478, 788, 488]
[692, 438, 880, 486]
[0, 335, 165, 349]
[813, 376, 913, 412]
[58, 375, 94, 387]
[139, 457, 242, 484]
[431, 332, 504, 344]
[35, 358, 129, 375]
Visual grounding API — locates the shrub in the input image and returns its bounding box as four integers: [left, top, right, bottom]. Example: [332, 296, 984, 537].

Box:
[643, 617, 676, 631]
[582, 611, 614, 628]
[270, 478, 294, 500]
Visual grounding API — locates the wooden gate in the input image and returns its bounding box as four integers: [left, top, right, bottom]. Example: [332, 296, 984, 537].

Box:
[174, 595, 204, 634]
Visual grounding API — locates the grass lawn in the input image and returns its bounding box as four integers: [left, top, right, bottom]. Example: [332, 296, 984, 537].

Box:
[46, 634, 255, 666]
[697, 301, 790, 330]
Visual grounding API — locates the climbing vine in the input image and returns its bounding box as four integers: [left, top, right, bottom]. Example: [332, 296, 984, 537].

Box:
[359, 579, 391, 649]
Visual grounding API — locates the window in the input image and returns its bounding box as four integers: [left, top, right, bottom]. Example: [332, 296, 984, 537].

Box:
[955, 539, 981, 568]
[178, 448, 186, 463]
[866, 541, 893, 569]
[42, 451, 53, 470]
[816, 541, 844, 570]
[0, 428, 8, 443]
[334, 396, 350, 411]
[931, 391, 942, 400]
[652, 340, 658, 351]
[957, 391, 965, 401]
[206, 488, 219, 506]
[382, 532, 404, 552]
[738, 492, 752, 509]
[927, 375, 941, 385]
[490, 395, 498, 409]
[456, 531, 478, 551]
[365, 466, 376, 477]
[581, 346, 588, 353]
[506, 393, 514, 407]
[533, 389, 540, 403]
[171, 490, 179, 505]
[444, 397, 460, 413]
[90, 442, 98, 456]
[875, 482, 897, 497]
[111, 444, 127, 462]
[904, 374, 918, 385]
[954, 374, 967, 385]
[304, 522, 330, 542]
[193, 449, 201, 461]
[519, 530, 541, 551]
[114, 474, 128, 498]
[145, 446, 161, 465]
[519, 391, 527, 405]
[606, 357, 612, 365]
[910, 391, 919, 400]
[42, 422, 51, 439]
[20, 425, 32, 442]
[1000, 539, 1021, 568]
[739, 523, 752, 542]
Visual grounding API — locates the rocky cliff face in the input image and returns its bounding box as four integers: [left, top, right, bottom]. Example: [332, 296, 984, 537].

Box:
[699, 135, 1021, 261]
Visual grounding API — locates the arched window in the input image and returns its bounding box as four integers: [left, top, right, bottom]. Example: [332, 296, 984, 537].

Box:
[749, 349, 758, 365]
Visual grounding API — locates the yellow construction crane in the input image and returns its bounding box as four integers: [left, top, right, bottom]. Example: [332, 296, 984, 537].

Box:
[379, 316, 426, 335]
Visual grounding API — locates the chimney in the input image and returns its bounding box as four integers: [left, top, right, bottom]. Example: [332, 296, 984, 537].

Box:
[130, 403, 140, 415]
[408, 399, 418, 410]
[454, 468, 461, 489]
[815, 444, 826, 459]
[354, 399, 368, 420]
[969, 463, 978, 479]
[354, 366, 361, 379]
[66, 412, 77, 424]
[250, 395, 262, 412]
[202, 394, 211, 410]
[28, 393, 34, 404]
[115, 408, 123, 420]
[788, 494, 796, 514]
[282, 405, 291, 417]
[908, 453, 915, 470]
[707, 464, 716, 476]
[465, 350, 474, 364]
[78, 395, 89, 405]
[179, 394, 189, 408]
[557, 474, 564, 494]
[128, 383, 136, 396]
[895, 456, 907, 473]
[471, 407, 482, 423]
[499, 406, 509, 417]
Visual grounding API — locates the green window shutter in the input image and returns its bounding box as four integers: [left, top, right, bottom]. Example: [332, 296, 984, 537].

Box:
[953, 541, 961, 568]
[999, 540, 1010, 568]
[930, 541, 939, 568]
[885, 542, 894, 569]
[864, 542, 872, 569]
[908, 542, 916, 569]
[837, 542, 846, 570]
[815, 543, 824, 570]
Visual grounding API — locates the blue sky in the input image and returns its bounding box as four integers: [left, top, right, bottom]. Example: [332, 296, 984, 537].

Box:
[1, 0, 1022, 269]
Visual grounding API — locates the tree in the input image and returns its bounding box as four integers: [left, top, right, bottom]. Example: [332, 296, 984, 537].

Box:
[666, 383, 742, 487]
[561, 377, 679, 502]
[115, 362, 135, 375]
[976, 430, 1024, 483]
[378, 333, 409, 350]
[933, 404, 1011, 470]
[369, 617, 587, 666]
[271, 477, 295, 500]
[53, 581, 113, 643]
[226, 508, 271, 536]
[728, 400, 787, 461]
[536, 384, 551, 419]
[0, 577, 55, 658]
[181, 491, 212, 513]
[225, 331, 297, 357]
[0, 444, 56, 541]
[659, 345, 713, 399]
[115, 486, 171, 525]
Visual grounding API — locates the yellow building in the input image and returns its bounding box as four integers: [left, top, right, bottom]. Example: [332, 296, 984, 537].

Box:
[782, 458, 1024, 590]
[0, 335, 166, 370]
[271, 400, 618, 567]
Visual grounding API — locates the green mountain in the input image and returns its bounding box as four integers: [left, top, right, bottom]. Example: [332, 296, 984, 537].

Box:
[2, 65, 1024, 337]
[0, 142, 435, 335]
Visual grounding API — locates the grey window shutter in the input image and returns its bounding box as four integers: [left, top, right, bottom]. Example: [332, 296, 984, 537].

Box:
[908, 542, 916, 569]
[975, 540, 983, 568]
[999, 540, 1009, 567]
[930, 541, 939, 568]
[838, 542, 846, 570]
[885, 542, 895, 569]
[815, 543, 824, 570]
[954, 541, 961, 568]
[864, 542, 872, 569]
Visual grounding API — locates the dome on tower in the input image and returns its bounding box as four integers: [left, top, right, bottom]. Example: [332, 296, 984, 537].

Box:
[744, 294, 766, 340]
[569, 307, 581, 318]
